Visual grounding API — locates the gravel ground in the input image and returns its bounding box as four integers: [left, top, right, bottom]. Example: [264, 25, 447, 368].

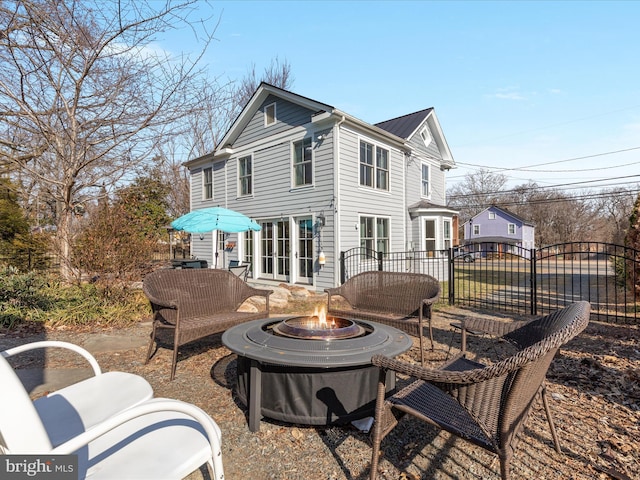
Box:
[1, 302, 638, 480]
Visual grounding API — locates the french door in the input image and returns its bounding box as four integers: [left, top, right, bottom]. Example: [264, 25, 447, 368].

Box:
[261, 220, 290, 281]
[297, 217, 313, 284]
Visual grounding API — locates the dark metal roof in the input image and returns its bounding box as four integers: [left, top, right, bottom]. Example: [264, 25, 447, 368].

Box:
[374, 108, 433, 139]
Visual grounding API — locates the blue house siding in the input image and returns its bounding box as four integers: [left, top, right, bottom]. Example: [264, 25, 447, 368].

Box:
[464, 206, 535, 256]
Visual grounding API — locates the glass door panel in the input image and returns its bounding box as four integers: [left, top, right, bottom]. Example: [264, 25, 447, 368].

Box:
[276, 220, 290, 281]
[297, 217, 313, 284]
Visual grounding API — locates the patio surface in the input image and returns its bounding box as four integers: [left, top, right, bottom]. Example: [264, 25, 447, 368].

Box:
[1, 302, 638, 480]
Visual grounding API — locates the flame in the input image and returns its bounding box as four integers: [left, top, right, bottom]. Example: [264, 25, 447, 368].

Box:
[312, 305, 328, 328]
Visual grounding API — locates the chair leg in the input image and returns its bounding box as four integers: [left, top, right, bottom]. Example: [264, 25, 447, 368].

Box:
[540, 384, 562, 453]
[428, 315, 434, 351]
[369, 372, 388, 480]
[145, 325, 157, 364]
[170, 344, 178, 381]
[499, 455, 510, 480]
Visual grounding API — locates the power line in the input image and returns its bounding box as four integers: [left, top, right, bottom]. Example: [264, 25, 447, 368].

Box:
[448, 174, 640, 199]
[454, 145, 640, 174]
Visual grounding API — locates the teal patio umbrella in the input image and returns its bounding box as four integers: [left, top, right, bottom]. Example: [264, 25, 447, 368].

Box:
[171, 207, 261, 234]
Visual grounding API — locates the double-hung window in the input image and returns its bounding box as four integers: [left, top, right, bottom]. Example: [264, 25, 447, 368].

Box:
[293, 138, 312, 187]
[360, 140, 389, 190]
[360, 216, 389, 254]
[425, 219, 436, 251]
[508, 223, 516, 235]
[203, 167, 213, 199]
[360, 141, 374, 187]
[443, 219, 451, 250]
[264, 103, 276, 126]
[421, 163, 430, 197]
[238, 155, 252, 196]
[376, 147, 388, 190]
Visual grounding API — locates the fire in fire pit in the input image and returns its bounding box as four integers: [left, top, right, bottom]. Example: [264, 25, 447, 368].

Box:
[271, 306, 365, 340]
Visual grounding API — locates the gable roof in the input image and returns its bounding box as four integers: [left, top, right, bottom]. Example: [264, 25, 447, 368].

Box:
[216, 82, 335, 151]
[467, 205, 534, 226]
[376, 108, 455, 169]
[189, 83, 455, 169]
[375, 108, 433, 139]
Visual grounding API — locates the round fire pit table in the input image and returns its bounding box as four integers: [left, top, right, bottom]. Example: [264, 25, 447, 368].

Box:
[222, 316, 413, 432]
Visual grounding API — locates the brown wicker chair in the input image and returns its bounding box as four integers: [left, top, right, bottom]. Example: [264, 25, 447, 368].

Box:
[325, 271, 441, 365]
[369, 301, 591, 480]
[143, 268, 272, 380]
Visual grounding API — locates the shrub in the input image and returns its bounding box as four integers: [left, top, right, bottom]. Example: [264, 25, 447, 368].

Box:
[0, 268, 150, 329]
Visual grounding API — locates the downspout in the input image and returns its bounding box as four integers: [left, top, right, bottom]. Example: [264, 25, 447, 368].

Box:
[333, 115, 346, 287]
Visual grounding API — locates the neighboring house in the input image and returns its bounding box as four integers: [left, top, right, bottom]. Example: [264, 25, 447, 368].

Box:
[183, 83, 457, 291]
[462, 206, 535, 257]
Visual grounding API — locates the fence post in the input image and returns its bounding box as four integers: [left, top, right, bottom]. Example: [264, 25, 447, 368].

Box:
[448, 247, 455, 305]
[340, 251, 345, 285]
[530, 248, 537, 316]
[377, 251, 383, 271]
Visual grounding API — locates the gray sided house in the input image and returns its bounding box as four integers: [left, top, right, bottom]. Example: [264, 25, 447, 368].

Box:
[463, 206, 535, 258]
[184, 83, 457, 291]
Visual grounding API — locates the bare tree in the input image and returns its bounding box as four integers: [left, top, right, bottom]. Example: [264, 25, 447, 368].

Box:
[591, 186, 637, 245]
[0, 0, 217, 280]
[153, 56, 295, 220]
[447, 169, 508, 221]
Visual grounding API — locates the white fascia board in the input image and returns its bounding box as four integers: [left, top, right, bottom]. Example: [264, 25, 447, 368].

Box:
[410, 205, 459, 216]
[426, 111, 455, 168]
[224, 124, 313, 157]
[406, 110, 456, 169]
[335, 110, 408, 151]
[216, 83, 335, 151]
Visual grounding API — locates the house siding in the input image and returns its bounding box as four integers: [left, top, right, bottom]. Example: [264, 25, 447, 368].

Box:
[337, 127, 406, 254]
[184, 85, 457, 290]
[234, 95, 318, 148]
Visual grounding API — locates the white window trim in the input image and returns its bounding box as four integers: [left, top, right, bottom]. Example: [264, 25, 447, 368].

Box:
[291, 136, 314, 189]
[421, 162, 431, 198]
[237, 154, 253, 197]
[420, 126, 432, 147]
[507, 223, 516, 235]
[488, 212, 496, 220]
[264, 102, 276, 126]
[359, 215, 391, 253]
[443, 218, 452, 249]
[358, 138, 390, 192]
[473, 224, 480, 236]
[423, 216, 439, 251]
[202, 166, 213, 200]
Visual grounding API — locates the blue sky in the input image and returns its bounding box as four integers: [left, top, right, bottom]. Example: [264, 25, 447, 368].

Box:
[161, 0, 640, 193]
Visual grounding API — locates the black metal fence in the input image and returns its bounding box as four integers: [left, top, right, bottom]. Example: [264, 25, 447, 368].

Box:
[339, 242, 639, 324]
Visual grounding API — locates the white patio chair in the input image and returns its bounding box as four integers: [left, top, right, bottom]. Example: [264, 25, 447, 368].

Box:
[1, 340, 154, 447]
[1, 352, 224, 479]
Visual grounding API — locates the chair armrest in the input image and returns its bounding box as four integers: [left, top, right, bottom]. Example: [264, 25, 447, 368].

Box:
[1, 340, 102, 376]
[144, 292, 179, 310]
[461, 317, 530, 337]
[242, 287, 272, 313]
[422, 296, 439, 307]
[372, 352, 527, 385]
[50, 398, 221, 455]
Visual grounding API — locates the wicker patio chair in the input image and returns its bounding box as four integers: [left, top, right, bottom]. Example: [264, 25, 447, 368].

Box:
[326, 271, 441, 365]
[369, 301, 591, 480]
[143, 268, 272, 380]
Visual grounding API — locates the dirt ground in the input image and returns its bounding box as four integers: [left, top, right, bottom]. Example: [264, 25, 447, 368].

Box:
[1, 301, 638, 480]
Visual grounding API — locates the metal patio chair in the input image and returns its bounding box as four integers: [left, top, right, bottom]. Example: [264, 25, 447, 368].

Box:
[1, 342, 224, 479]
